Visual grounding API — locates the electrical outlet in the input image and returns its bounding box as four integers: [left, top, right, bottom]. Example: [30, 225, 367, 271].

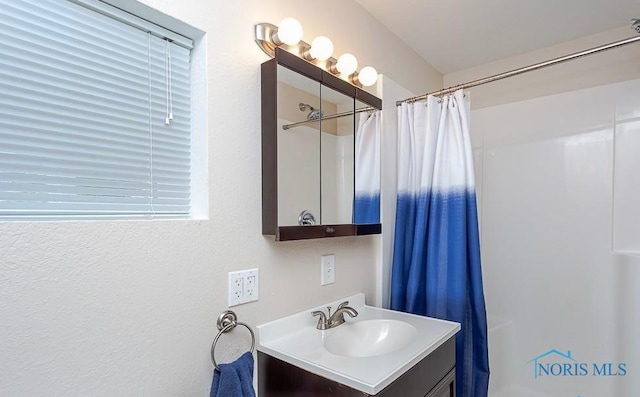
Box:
[233, 277, 243, 299]
[244, 269, 259, 301]
[228, 271, 244, 306]
[321, 254, 335, 285]
[228, 269, 259, 307]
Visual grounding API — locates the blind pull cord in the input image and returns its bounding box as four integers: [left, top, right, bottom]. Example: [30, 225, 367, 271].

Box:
[148, 32, 156, 215]
[165, 39, 174, 125]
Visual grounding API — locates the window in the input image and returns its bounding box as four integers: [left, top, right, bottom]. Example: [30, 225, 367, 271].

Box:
[0, 0, 193, 220]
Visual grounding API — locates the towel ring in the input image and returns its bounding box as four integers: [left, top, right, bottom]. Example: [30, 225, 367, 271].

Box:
[210, 310, 255, 371]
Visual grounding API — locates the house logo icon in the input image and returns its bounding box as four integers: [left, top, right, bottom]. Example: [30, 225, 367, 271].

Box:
[528, 349, 582, 379]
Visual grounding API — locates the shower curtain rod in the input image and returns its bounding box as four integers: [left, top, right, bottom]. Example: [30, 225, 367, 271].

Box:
[396, 34, 640, 106]
[282, 106, 376, 130]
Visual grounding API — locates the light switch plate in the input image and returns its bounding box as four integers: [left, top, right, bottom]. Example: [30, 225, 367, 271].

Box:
[321, 254, 335, 285]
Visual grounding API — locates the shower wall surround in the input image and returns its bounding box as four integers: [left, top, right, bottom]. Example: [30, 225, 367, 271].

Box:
[472, 77, 640, 397]
[612, 84, 640, 253]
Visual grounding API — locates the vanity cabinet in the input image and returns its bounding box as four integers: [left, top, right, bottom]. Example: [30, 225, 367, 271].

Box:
[261, 48, 382, 241]
[258, 336, 456, 397]
[425, 369, 455, 397]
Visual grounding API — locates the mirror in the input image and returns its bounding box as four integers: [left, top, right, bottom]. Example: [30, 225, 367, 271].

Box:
[262, 48, 381, 241]
[320, 83, 355, 225]
[354, 98, 380, 225]
[276, 65, 321, 227]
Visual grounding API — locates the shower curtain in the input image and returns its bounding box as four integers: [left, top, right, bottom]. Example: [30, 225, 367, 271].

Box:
[353, 111, 380, 224]
[390, 90, 489, 397]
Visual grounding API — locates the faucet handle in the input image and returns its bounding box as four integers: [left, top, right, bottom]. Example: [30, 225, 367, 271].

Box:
[336, 301, 349, 310]
[311, 310, 328, 330]
[311, 310, 326, 319]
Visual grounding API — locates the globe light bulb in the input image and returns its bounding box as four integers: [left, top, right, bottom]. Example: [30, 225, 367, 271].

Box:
[358, 66, 378, 86]
[309, 36, 334, 61]
[336, 53, 358, 76]
[277, 18, 303, 45]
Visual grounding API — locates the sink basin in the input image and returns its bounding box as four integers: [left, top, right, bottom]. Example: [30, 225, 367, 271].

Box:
[323, 319, 417, 357]
[256, 293, 460, 394]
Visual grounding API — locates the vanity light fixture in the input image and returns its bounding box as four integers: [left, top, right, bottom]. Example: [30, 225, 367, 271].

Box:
[254, 20, 378, 87]
[335, 53, 358, 76]
[307, 36, 334, 61]
[353, 66, 378, 87]
[274, 17, 303, 45]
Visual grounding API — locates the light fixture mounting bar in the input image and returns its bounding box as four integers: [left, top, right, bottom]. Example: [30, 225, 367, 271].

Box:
[255, 23, 314, 60]
[254, 23, 279, 57]
[254, 22, 365, 88]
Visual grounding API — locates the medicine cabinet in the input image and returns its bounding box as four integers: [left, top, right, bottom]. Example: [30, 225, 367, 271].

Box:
[261, 48, 382, 241]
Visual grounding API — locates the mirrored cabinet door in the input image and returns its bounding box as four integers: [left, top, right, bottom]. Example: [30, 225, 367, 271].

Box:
[320, 84, 354, 225]
[276, 65, 321, 227]
[354, 98, 380, 224]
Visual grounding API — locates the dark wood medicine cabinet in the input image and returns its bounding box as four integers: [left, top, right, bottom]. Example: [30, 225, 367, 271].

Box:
[261, 48, 383, 241]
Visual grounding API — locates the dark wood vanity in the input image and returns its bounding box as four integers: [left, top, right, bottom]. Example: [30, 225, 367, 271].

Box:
[261, 48, 383, 241]
[258, 336, 456, 397]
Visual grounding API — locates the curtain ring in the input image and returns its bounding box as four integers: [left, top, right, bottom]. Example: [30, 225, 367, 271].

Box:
[210, 310, 256, 371]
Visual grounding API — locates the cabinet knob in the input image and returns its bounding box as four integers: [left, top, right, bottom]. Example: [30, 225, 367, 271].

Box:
[326, 227, 335, 233]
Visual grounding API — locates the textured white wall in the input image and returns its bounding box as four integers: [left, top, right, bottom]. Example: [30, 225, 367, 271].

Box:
[0, 1, 442, 396]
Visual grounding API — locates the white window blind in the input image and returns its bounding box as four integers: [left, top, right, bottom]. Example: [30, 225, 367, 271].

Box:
[0, 0, 193, 220]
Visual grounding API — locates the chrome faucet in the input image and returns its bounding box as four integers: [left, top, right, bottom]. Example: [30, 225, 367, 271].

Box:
[311, 301, 358, 330]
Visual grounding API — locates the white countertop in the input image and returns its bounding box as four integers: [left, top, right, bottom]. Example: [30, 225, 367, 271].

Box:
[256, 293, 460, 394]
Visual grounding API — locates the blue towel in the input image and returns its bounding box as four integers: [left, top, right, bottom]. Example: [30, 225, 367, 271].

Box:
[210, 351, 256, 397]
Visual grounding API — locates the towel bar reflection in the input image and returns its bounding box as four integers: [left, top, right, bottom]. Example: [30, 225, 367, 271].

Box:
[210, 310, 256, 371]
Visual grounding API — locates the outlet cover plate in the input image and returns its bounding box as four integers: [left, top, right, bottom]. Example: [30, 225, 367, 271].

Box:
[228, 268, 259, 307]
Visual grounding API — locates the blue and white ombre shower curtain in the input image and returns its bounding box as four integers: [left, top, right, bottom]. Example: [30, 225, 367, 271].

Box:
[354, 111, 380, 224]
[390, 90, 489, 397]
